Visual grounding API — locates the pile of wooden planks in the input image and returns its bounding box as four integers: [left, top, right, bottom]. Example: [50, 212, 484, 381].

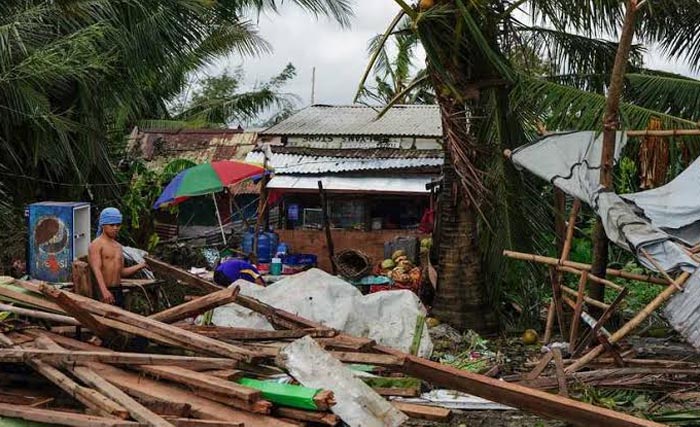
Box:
[0, 259, 667, 427]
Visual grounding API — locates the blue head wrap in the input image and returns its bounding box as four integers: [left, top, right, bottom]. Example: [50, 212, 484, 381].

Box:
[97, 207, 122, 236]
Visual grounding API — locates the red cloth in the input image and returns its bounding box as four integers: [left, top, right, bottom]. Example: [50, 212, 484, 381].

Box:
[419, 208, 434, 233]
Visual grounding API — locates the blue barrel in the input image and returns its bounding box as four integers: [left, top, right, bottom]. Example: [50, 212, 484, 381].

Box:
[257, 232, 272, 263]
[241, 228, 255, 256]
[265, 230, 279, 261]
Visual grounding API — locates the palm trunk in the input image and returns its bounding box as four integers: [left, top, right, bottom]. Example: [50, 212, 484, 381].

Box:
[431, 99, 497, 334]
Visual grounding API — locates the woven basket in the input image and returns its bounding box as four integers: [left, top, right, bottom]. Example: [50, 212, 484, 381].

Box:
[334, 249, 373, 280]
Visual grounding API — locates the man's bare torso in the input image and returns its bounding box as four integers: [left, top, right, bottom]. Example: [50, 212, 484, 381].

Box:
[90, 236, 123, 288]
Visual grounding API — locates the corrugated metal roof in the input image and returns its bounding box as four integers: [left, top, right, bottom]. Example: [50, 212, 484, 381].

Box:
[261, 104, 442, 137]
[267, 175, 432, 194]
[245, 150, 443, 174]
[266, 146, 443, 159]
[127, 128, 257, 170]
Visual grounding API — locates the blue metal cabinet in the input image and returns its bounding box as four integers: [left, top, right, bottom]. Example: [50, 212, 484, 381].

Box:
[27, 202, 90, 282]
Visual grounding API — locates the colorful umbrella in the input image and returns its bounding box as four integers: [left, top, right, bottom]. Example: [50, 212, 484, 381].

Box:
[153, 160, 265, 209]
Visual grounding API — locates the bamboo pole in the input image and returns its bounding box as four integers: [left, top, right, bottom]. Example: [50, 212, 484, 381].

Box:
[566, 271, 691, 373]
[569, 271, 588, 346]
[572, 287, 629, 357]
[558, 266, 624, 291]
[503, 250, 667, 285]
[627, 129, 700, 137]
[559, 200, 581, 263]
[640, 249, 683, 291]
[559, 287, 609, 310]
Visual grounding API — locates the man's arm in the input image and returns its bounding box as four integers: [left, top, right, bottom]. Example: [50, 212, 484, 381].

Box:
[88, 242, 114, 304]
[122, 262, 147, 277]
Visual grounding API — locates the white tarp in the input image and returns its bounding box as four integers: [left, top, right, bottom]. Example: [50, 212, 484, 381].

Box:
[510, 131, 698, 273]
[211, 268, 433, 358]
[278, 336, 408, 427]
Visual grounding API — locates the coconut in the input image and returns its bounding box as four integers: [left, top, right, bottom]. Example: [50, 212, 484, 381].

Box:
[521, 329, 539, 345]
[381, 258, 396, 270]
[419, 0, 435, 11]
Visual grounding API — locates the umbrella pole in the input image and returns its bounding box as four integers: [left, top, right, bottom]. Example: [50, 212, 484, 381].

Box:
[212, 193, 227, 245]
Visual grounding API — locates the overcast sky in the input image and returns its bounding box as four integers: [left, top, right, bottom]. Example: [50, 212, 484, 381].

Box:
[212, 1, 698, 110]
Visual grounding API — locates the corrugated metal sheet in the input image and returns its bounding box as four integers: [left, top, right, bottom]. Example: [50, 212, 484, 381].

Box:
[665, 270, 700, 349]
[261, 105, 442, 137]
[245, 150, 443, 174]
[266, 146, 443, 159]
[267, 175, 432, 194]
[128, 129, 258, 170]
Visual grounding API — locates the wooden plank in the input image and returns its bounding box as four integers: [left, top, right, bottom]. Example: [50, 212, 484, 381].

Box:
[40, 283, 115, 341]
[523, 351, 553, 382]
[73, 260, 93, 298]
[392, 402, 451, 421]
[0, 284, 65, 313]
[203, 370, 245, 381]
[0, 302, 80, 325]
[273, 407, 340, 426]
[193, 390, 272, 414]
[372, 387, 420, 397]
[145, 256, 220, 293]
[138, 365, 261, 402]
[551, 348, 568, 398]
[28, 282, 258, 363]
[180, 326, 337, 341]
[172, 420, 243, 427]
[35, 335, 174, 427]
[0, 348, 238, 369]
[0, 403, 139, 427]
[549, 267, 567, 338]
[89, 363, 294, 427]
[0, 333, 128, 420]
[569, 271, 588, 347]
[376, 345, 666, 427]
[149, 286, 240, 324]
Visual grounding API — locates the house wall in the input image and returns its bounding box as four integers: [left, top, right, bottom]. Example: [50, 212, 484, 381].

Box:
[277, 229, 430, 272]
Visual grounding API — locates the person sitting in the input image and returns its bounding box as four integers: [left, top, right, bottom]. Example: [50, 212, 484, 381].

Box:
[214, 258, 265, 287]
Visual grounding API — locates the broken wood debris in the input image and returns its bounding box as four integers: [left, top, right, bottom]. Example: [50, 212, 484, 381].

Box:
[0, 258, 672, 427]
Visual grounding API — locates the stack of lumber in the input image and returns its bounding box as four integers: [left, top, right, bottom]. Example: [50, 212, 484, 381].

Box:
[0, 259, 667, 427]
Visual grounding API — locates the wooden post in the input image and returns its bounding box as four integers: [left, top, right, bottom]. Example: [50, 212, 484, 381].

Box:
[318, 181, 337, 275]
[590, 0, 639, 307]
[252, 147, 270, 260]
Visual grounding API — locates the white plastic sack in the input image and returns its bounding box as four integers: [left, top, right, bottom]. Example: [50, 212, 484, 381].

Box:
[211, 268, 433, 357]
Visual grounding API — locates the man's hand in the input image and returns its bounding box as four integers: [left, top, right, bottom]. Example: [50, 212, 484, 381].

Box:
[101, 289, 115, 305]
[138, 262, 148, 271]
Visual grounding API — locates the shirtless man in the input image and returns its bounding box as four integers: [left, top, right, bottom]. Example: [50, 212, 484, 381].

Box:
[88, 207, 146, 305]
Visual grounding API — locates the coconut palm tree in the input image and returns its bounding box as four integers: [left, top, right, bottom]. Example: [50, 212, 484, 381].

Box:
[357, 0, 700, 333]
[0, 0, 351, 262]
[359, 17, 435, 105]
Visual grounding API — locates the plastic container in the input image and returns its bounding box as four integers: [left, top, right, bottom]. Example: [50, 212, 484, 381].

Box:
[241, 228, 278, 263]
[270, 257, 282, 275]
[276, 242, 289, 258]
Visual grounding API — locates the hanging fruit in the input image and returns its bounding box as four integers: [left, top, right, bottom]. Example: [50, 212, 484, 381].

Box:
[419, 0, 435, 11]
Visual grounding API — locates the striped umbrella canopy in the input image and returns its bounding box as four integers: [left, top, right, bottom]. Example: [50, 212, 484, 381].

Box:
[153, 160, 265, 209]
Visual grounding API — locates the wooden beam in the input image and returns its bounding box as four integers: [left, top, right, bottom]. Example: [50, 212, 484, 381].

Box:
[392, 402, 451, 421]
[20, 282, 258, 363]
[523, 351, 553, 382]
[0, 302, 80, 325]
[138, 365, 261, 403]
[0, 333, 128, 419]
[0, 403, 139, 427]
[193, 390, 272, 414]
[35, 336, 174, 427]
[376, 345, 665, 427]
[0, 348, 239, 369]
[572, 287, 629, 357]
[149, 286, 240, 324]
[171, 420, 243, 427]
[89, 363, 294, 427]
[273, 407, 339, 426]
[144, 256, 220, 293]
[552, 348, 568, 398]
[40, 283, 116, 341]
[0, 284, 65, 313]
[179, 326, 336, 341]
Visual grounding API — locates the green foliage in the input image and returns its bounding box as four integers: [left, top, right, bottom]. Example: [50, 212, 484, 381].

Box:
[172, 64, 300, 126]
[119, 159, 196, 250]
[0, 0, 352, 263]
